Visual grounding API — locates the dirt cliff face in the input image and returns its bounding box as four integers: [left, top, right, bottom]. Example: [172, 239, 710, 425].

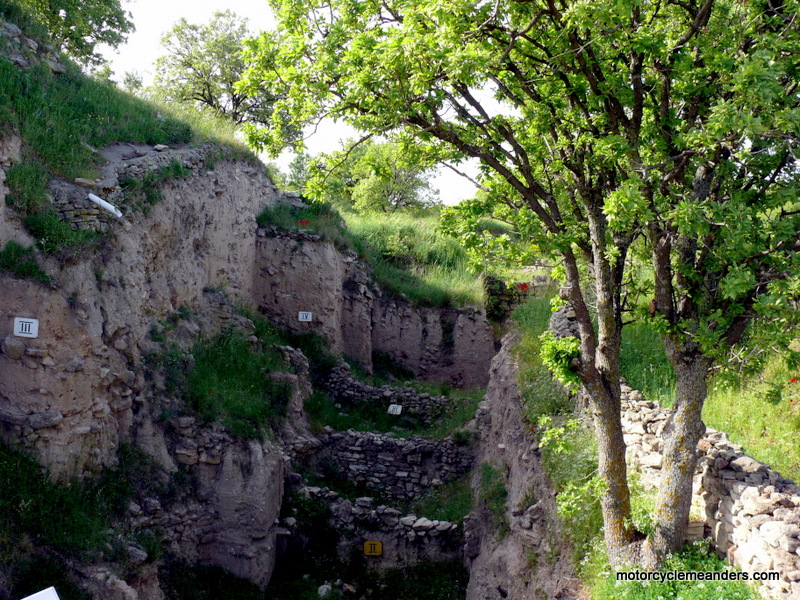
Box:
[466, 333, 580, 600]
[255, 229, 496, 387]
[0, 149, 281, 478]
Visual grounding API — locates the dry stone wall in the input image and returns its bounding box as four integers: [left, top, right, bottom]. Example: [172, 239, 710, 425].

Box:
[621, 388, 800, 599]
[323, 362, 455, 425]
[294, 486, 462, 569]
[312, 430, 473, 502]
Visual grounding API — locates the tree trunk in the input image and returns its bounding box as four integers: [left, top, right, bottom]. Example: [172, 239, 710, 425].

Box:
[587, 379, 637, 567]
[642, 349, 711, 567]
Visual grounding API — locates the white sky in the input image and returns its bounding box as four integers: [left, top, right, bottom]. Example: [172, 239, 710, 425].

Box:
[99, 0, 478, 204]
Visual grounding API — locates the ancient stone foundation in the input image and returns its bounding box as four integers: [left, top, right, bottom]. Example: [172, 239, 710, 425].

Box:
[312, 429, 473, 502]
[323, 362, 455, 425]
[293, 486, 463, 569]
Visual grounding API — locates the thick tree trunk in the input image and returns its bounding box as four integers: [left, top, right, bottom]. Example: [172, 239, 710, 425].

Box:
[587, 380, 637, 567]
[642, 350, 711, 567]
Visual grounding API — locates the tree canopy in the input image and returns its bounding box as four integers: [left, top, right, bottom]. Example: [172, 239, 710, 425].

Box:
[10, 0, 134, 66]
[240, 0, 800, 567]
[304, 140, 439, 212]
[153, 11, 277, 125]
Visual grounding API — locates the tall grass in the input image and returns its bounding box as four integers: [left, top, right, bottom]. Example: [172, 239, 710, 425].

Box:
[186, 330, 290, 439]
[511, 296, 573, 419]
[0, 29, 259, 255]
[703, 355, 800, 482]
[619, 321, 675, 407]
[617, 318, 800, 482]
[256, 203, 485, 308]
[343, 210, 484, 308]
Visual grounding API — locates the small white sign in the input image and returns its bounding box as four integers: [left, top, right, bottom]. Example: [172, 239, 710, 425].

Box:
[298, 311, 312, 322]
[13, 317, 39, 338]
[387, 404, 403, 415]
[22, 587, 61, 600]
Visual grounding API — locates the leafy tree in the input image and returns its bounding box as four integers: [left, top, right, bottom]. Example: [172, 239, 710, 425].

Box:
[240, 0, 800, 569]
[11, 0, 134, 66]
[306, 140, 438, 213]
[153, 11, 277, 125]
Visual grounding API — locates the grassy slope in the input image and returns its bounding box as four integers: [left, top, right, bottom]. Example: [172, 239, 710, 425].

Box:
[256, 202, 485, 309]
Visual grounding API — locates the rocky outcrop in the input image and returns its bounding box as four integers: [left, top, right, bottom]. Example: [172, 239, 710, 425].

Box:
[466, 333, 580, 600]
[0, 19, 66, 75]
[620, 391, 800, 599]
[311, 430, 473, 502]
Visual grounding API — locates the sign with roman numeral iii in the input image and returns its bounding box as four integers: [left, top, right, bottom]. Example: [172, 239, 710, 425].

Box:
[13, 317, 39, 338]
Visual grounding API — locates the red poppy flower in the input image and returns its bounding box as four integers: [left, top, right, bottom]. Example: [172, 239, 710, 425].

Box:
[518, 283, 530, 291]
[791, 378, 798, 383]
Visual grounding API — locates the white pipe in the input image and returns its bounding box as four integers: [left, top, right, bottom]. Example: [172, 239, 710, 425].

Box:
[87, 193, 123, 218]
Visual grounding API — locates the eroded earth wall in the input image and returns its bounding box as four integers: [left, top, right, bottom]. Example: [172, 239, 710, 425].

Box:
[466, 333, 580, 600]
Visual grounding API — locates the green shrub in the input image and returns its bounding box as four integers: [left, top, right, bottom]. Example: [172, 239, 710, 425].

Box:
[186, 330, 290, 439]
[23, 208, 99, 254]
[0, 240, 49, 281]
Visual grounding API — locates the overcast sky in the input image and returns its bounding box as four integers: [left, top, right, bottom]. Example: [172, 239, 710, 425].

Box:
[99, 0, 478, 204]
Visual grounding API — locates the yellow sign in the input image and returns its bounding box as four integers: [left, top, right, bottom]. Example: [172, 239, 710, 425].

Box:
[364, 541, 383, 556]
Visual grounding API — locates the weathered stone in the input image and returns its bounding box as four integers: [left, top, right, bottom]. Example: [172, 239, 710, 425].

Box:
[1, 336, 25, 360]
[27, 410, 63, 430]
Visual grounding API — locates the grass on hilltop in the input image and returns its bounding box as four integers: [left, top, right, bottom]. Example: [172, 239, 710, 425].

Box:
[256, 202, 485, 309]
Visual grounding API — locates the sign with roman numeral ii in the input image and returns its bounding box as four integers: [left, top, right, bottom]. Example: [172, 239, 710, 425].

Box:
[14, 317, 39, 338]
[364, 541, 383, 556]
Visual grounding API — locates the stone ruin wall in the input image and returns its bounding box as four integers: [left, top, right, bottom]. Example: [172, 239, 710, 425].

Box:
[310, 429, 473, 502]
[0, 148, 283, 478]
[292, 486, 463, 570]
[621, 390, 800, 599]
[323, 362, 455, 425]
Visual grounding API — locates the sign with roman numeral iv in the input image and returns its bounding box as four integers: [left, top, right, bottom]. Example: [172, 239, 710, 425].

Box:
[298, 311, 312, 322]
[13, 317, 39, 338]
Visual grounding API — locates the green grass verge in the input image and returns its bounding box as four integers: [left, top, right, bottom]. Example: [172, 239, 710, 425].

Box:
[589, 540, 759, 600]
[703, 355, 800, 482]
[620, 321, 675, 408]
[616, 318, 800, 482]
[511, 296, 573, 420]
[185, 330, 291, 439]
